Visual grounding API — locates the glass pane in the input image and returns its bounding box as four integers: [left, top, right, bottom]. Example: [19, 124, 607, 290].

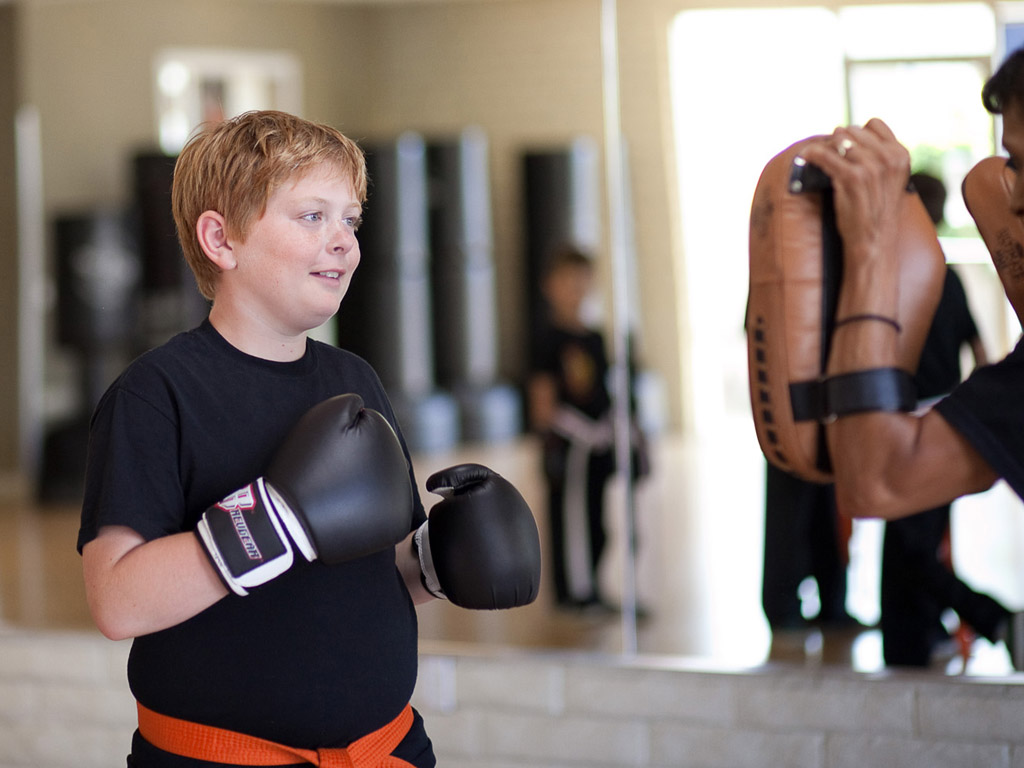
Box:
[847, 59, 994, 239]
[840, 3, 995, 59]
[670, 7, 845, 430]
[668, 7, 847, 660]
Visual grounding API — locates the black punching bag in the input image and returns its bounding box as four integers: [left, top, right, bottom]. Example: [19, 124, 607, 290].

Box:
[42, 209, 140, 501]
[336, 132, 457, 452]
[133, 151, 209, 344]
[54, 209, 143, 418]
[427, 127, 520, 441]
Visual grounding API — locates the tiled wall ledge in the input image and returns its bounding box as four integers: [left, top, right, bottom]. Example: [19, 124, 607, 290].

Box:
[2, 628, 1023, 768]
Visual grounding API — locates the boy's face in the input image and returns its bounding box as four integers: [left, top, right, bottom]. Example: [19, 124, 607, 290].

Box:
[544, 264, 592, 317]
[227, 165, 362, 335]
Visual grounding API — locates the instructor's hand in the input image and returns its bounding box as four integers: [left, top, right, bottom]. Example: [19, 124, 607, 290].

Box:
[800, 118, 910, 271]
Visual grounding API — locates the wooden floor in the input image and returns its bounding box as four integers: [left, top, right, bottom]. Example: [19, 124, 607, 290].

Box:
[3, 416, 1023, 677]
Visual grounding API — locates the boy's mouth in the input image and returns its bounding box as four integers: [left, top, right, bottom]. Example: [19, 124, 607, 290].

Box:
[314, 271, 341, 279]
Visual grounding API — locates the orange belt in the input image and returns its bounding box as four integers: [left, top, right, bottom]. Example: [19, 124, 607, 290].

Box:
[137, 701, 416, 768]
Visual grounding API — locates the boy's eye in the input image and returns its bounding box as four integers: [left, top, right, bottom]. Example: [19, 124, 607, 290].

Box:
[345, 216, 363, 231]
[302, 212, 323, 223]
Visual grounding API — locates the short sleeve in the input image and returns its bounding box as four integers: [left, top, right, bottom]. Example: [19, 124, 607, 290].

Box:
[935, 338, 1024, 501]
[78, 382, 188, 552]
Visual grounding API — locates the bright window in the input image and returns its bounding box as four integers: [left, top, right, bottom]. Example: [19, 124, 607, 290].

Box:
[669, 7, 845, 435]
[154, 48, 303, 155]
[669, 3, 1017, 651]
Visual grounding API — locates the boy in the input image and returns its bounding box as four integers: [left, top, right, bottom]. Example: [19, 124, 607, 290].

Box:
[528, 244, 646, 611]
[78, 110, 539, 767]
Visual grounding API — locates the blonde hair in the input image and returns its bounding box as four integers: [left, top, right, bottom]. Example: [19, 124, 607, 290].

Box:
[171, 110, 367, 300]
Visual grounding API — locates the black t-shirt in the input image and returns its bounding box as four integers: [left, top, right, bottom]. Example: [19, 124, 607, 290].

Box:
[936, 335, 1024, 501]
[914, 268, 979, 400]
[532, 324, 611, 420]
[78, 321, 432, 764]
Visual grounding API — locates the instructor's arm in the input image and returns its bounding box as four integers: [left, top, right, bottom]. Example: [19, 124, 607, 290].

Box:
[800, 120, 998, 519]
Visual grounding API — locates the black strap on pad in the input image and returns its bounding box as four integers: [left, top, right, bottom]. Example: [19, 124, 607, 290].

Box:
[823, 368, 916, 417]
[790, 368, 916, 424]
[787, 159, 843, 472]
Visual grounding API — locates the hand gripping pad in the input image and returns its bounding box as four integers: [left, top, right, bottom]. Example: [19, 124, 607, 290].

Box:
[962, 156, 1024, 328]
[747, 136, 946, 482]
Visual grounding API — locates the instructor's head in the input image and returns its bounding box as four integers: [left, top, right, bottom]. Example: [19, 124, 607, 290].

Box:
[983, 46, 1024, 116]
[172, 110, 367, 300]
[983, 47, 1024, 218]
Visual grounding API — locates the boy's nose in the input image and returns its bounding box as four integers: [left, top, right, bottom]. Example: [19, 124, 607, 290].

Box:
[330, 223, 356, 252]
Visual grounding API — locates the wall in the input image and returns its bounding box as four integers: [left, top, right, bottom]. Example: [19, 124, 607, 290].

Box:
[6, 0, 377, 485]
[3, 628, 1024, 768]
[18, 0, 374, 213]
[4, 0, 996, 484]
[353, 0, 608, 384]
[7, 0, 691, 492]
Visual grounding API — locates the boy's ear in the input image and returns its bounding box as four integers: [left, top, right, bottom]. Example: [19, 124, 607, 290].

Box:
[195, 211, 236, 270]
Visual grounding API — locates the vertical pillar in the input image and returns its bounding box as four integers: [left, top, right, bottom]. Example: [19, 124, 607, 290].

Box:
[337, 133, 457, 453]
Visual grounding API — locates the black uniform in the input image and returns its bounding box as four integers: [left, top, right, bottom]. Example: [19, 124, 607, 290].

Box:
[761, 463, 848, 631]
[937, 335, 1024, 499]
[883, 269, 1012, 666]
[533, 325, 615, 607]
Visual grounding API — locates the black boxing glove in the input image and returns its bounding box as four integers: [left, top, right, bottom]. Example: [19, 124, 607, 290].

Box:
[413, 463, 541, 609]
[197, 394, 413, 595]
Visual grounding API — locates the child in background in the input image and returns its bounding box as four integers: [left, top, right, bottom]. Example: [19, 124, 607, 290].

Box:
[528, 244, 646, 611]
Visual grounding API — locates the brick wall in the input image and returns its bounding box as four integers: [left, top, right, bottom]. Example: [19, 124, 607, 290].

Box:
[2, 629, 1023, 768]
[0, 630, 135, 767]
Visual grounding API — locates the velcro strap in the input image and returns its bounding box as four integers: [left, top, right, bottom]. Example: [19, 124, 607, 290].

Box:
[789, 379, 828, 424]
[825, 368, 916, 417]
[790, 368, 915, 423]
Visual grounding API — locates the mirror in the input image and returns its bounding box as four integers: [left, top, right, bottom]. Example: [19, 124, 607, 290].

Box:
[5, 0, 1022, 678]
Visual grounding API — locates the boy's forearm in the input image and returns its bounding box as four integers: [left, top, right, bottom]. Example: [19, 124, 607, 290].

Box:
[83, 527, 228, 640]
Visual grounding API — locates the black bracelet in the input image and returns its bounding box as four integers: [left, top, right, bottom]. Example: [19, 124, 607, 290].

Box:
[834, 314, 901, 333]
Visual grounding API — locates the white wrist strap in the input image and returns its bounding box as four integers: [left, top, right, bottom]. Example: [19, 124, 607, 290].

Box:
[414, 521, 446, 599]
[263, 481, 317, 562]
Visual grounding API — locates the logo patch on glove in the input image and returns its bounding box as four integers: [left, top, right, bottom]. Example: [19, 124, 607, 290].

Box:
[216, 485, 264, 562]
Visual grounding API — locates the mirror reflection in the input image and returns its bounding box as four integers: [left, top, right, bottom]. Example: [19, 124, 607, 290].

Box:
[1, 0, 1022, 679]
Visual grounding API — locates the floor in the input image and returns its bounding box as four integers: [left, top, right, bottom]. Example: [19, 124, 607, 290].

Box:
[2, 415, 1023, 677]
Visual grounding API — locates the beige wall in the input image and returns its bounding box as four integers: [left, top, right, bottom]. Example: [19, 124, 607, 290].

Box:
[3, 0, 977, 486]
[19, 0, 374, 213]
[6, 0, 683, 490]
[352, 0, 608, 386]
[6, 0, 377, 487]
